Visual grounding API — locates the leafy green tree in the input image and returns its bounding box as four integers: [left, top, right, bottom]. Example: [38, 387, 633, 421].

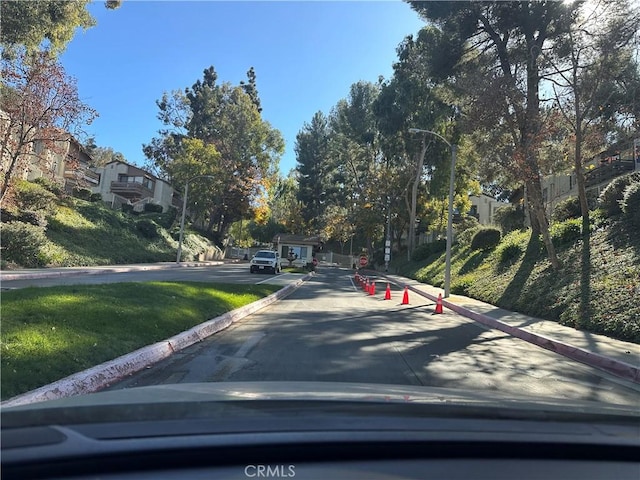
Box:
[269, 172, 305, 233]
[321, 204, 355, 254]
[328, 81, 387, 254]
[374, 28, 461, 258]
[144, 66, 284, 243]
[84, 137, 127, 167]
[544, 0, 640, 235]
[295, 111, 333, 230]
[1, 0, 120, 57]
[407, 1, 573, 269]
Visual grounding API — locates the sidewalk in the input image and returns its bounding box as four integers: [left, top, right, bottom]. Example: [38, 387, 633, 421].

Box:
[0, 259, 240, 281]
[376, 272, 640, 384]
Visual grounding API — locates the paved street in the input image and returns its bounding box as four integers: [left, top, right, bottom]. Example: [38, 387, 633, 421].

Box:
[107, 267, 640, 408]
[0, 263, 299, 289]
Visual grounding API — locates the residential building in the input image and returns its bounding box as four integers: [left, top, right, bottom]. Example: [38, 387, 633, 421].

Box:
[90, 161, 175, 212]
[0, 108, 98, 193]
[27, 136, 100, 193]
[468, 194, 509, 226]
[541, 136, 638, 216]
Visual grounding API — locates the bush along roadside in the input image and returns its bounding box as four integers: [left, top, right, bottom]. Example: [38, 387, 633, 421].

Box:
[0, 180, 220, 268]
[394, 215, 639, 343]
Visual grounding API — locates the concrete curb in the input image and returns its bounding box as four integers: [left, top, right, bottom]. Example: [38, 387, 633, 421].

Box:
[365, 271, 640, 385]
[1, 273, 315, 408]
[0, 261, 227, 281]
[409, 285, 640, 384]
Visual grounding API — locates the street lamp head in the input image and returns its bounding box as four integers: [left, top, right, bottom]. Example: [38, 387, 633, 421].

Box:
[408, 128, 422, 134]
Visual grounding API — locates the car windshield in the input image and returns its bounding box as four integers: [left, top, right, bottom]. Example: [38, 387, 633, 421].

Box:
[1, 0, 639, 433]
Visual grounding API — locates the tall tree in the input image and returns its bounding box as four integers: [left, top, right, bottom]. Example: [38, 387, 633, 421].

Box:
[144, 66, 284, 243]
[295, 111, 333, 231]
[269, 171, 305, 233]
[1, 0, 121, 57]
[84, 137, 127, 167]
[329, 81, 386, 254]
[408, 1, 574, 268]
[545, 0, 640, 233]
[374, 28, 456, 257]
[1, 51, 97, 203]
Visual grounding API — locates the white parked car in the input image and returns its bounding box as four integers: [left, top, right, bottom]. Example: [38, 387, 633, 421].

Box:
[249, 250, 280, 274]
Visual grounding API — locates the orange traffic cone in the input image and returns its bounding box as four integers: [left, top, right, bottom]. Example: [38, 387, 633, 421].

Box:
[384, 283, 391, 300]
[401, 286, 409, 305]
[434, 293, 443, 314]
[369, 281, 375, 296]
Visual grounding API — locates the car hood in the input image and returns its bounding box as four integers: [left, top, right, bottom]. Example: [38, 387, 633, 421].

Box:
[2, 381, 639, 423]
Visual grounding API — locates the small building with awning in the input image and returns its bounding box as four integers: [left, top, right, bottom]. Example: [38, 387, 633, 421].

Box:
[272, 234, 323, 269]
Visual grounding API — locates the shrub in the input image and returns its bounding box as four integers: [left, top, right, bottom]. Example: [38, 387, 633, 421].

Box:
[144, 202, 163, 213]
[552, 196, 582, 222]
[621, 182, 640, 229]
[456, 225, 481, 247]
[0, 221, 49, 267]
[72, 187, 92, 201]
[121, 204, 134, 213]
[498, 243, 523, 265]
[454, 215, 479, 233]
[89, 193, 102, 202]
[13, 180, 58, 216]
[159, 206, 178, 228]
[31, 176, 64, 197]
[493, 204, 524, 233]
[598, 171, 640, 217]
[451, 276, 474, 296]
[470, 227, 501, 251]
[136, 219, 159, 239]
[589, 208, 607, 231]
[18, 210, 48, 228]
[411, 239, 446, 261]
[549, 218, 582, 245]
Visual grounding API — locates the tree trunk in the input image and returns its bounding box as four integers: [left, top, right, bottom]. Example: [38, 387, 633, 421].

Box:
[407, 138, 428, 260]
[574, 129, 590, 234]
[527, 176, 559, 269]
[523, 37, 559, 269]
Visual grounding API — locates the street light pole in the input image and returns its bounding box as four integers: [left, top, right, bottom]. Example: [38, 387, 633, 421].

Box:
[176, 175, 215, 264]
[408, 128, 457, 297]
[444, 144, 457, 298]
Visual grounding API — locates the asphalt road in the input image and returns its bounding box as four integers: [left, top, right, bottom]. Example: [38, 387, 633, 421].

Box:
[107, 267, 640, 408]
[0, 263, 298, 289]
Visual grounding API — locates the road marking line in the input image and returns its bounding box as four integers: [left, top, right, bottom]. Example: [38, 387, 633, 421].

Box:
[256, 273, 288, 285]
[348, 276, 357, 291]
[234, 331, 266, 358]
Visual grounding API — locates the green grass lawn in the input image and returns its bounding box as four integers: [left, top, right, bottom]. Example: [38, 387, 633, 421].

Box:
[1, 282, 280, 400]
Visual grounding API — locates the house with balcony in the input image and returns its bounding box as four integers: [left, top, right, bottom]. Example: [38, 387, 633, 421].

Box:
[29, 136, 101, 193]
[91, 161, 174, 212]
[541, 136, 639, 216]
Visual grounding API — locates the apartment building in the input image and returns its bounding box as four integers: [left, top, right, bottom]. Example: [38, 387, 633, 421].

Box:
[90, 161, 175, 212]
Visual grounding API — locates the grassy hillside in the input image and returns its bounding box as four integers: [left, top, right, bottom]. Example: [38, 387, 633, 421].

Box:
[1, 180, 220, 268]
[393, 217, 640, 343]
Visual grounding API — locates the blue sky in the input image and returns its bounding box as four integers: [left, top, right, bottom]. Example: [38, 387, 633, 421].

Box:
[60, 1, 426, 174]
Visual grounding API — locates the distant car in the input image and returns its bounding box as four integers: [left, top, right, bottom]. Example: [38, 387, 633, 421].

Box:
[249, 250, 280, 274]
